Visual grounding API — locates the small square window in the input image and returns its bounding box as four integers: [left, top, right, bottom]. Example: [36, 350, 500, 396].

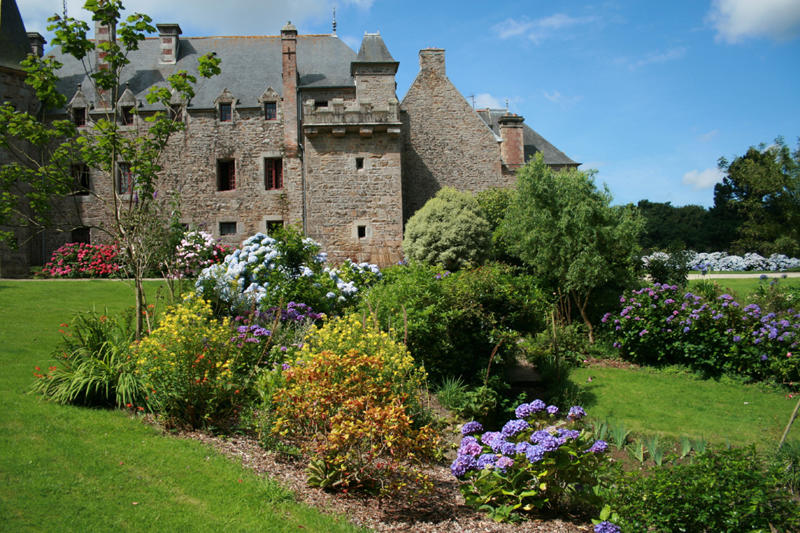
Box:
[314, 100, 327, 109]
[71, 164, 90, 195]
[117, 162, 133, 194]
[266, 220, 284, 235]
[357, 225, 366, 239]
[72, 107, 86, 127]
[219, 103, 232, 122]
[219, 221, 237, 235]
[264, 102, 277, 120]
[355, 157, 364, 170]
[265, 158, 283, 190]
[217, 159, 236, 191]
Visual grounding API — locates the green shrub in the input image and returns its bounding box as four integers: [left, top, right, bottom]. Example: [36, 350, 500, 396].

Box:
[606, 447, 800, 532]
[402, 187, 491, 270]
[362, 261, 546, 384]
[32, 310, 143, 408]
[452, 402, 613, 522]
[133, 298, 259, 428]
[475, 187, 518, 262]
[266, 314, 440, 497]
[642, 248, 690, 288]
[750, 277, 800, 313]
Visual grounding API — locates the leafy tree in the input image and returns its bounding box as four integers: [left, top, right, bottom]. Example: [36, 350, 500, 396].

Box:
[475, 186, 519, 263]
[499, 154, 643, 342]
[402, 187, 491, 271]
[636, 200, 715, 251]
[711, 137, 800, 256]
[0, 0, 221, 337]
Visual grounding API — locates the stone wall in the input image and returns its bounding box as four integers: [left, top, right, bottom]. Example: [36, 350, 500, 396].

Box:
[399, 49, 512, 221]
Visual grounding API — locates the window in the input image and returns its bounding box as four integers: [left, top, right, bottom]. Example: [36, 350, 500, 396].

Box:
[266, 220, 284, 235]
[355, 157, 364, 170]
[314, 100, 327, 109]
[357, 225, 366, 239]
[264, 158, 282, 190]
[264, 102, 277, 120]
[71, 164, 90, 195]
[219, 221, 237, 235]
[219, 103, 232, 122]
[120, 106, 134, 125]
[72, 107, 86, 127]
[217, 159, 236, 191]
[117, 163, 133, 194]
[71, 227, 90, 243]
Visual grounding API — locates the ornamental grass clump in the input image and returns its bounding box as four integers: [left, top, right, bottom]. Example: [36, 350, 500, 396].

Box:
[452, 400, 612, 523]
[266, 314, 440, 497]
[604, 283, 799, 385]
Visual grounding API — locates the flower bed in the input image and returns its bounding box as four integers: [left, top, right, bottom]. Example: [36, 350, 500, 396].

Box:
[40, 242, 121, 277]
[603, 283, 799, 384]
[642, 251, 800, 272]
[173, 230, 230, 278]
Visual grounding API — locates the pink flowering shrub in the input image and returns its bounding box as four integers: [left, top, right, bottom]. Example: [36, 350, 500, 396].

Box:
[41, 242, 121, 278]
[173, 230, 230, 278]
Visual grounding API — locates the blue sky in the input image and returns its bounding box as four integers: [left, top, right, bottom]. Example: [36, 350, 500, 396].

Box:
[19, 0, 800, 207]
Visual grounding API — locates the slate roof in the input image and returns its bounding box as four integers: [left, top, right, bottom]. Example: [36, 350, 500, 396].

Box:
[48, 33, 356, 111]
[0, 0, 30, 70]
[476, 108, 579, 167]
[355, 33, 396, 63]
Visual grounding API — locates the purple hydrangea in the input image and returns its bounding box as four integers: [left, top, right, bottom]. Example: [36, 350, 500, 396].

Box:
[530, 429, 553, 444]
[568, 406, 587, 420]
[546, 405, 559, 415]
[558, 428, 581, 442]
[515, 402, 536, 419]
[539, 434, 561, 452]
[525, 444, 546, 463]
[586, 440, 609, 454]
[450, 454, 477, 478]
[461, 421, 483, 436]
[515, 442, 533, 455]
[594, 521, 621, 533]
[459, 436, 482, 457]
[481, 431, 503, 449]
[476, 453, 497, 470]
[501, 419, 530, 438]
[495, 455, 514, 473]
[530, 399, 546, 412]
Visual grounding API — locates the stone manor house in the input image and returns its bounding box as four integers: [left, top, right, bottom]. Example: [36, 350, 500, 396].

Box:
[0, 0, 577, 275]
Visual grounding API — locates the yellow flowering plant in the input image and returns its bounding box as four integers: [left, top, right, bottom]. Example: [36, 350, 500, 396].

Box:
[267, 314, 440, 497]
[134, 297, 247, 428]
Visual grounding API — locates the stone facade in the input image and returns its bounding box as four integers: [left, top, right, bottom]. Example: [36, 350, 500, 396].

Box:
[1, 1, 578, 275]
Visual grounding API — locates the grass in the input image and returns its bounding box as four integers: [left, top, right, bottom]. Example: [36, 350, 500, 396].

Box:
[570, 364, 800, 450]
[0, 280, 363, 532]
[688, 276, 800, 299]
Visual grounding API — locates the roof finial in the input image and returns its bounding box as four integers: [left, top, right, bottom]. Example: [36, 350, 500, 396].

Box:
[332, 7, 337, 35]
[63, 0, 67, 18]
[505, 98, 509, 111]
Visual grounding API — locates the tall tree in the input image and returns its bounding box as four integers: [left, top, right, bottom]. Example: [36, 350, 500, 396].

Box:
[499, 154, 643, 342]
[0, 0, 221, 337]
[711, 137, 800, 256]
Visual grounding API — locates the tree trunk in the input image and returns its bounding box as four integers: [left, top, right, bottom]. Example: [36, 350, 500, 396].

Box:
[574, 291, 594, 344]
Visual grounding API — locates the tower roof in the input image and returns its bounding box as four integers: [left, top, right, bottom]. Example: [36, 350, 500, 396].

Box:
[355, 32, 396, 63]
[0, 0, 31, 70]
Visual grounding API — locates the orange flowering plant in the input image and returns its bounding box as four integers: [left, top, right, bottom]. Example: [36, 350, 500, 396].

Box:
[267, 314, 441, 496]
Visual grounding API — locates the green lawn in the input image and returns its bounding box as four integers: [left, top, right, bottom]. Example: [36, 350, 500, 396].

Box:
[0, 280, 363, 532]
[688, 276, 800, 299]
[570, 364, 799, 449]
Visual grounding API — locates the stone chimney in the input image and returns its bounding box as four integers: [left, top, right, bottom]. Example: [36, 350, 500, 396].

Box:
[419, 48, 445, 75]
[94, 18, 115, 109]
[498, 113, 525, 169]
[281, 21, 299, 157]
[27, 32, 46, 57]
[156, 24, 181, 64]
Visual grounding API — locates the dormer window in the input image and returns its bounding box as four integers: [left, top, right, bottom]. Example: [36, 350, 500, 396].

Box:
[121, 106, 134, 125]
[264, 102, 277, 120]
[219, 103, 232, 122]
[72, 107, 86, 127]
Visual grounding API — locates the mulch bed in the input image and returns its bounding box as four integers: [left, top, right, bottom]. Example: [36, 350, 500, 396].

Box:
[178, 429, 592, 532]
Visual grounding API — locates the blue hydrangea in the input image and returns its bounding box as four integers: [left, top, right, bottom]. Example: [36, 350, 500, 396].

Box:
[586, 440, 609, 454]
[461, 421, 483, 436]
[450, 454, 477, 478]
[539, 435, 561, 452]
[459, 436, 482, 457]
[530, 399, 546, 412]
[481, 431, 502, 449]
[501, 419, 530, 438]
[546, 405, 559, 415]
[476, 453, 497, 470]
[495, 455, 514, 473]
[594, 521, 621, 533]
[568, 406, 587, 420]
[525, 444, 545, 463]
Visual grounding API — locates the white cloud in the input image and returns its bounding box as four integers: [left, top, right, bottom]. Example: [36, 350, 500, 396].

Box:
[20, 0, 368, 39]
[492, 14, 598, 43]
[627, 47, 687, 70]
[699, 129, 719, 142]
[542, 89, 582, 108]
[708, 0, 800, 43]
[474, 93, 502, 109]
[682, 167, 723, 190]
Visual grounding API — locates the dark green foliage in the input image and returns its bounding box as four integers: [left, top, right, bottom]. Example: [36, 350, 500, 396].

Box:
[711, 137, 800, 256]
[636, 200, 716, 252]
[606, 447, 800, 532]
[31, 309, 143, 407]
[642, 247, 690, 288]
[402, 187, 492, 270]
[362, 261, 546, 384]
[475, 187, 519, 263]
[773, 441, 800, 495]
